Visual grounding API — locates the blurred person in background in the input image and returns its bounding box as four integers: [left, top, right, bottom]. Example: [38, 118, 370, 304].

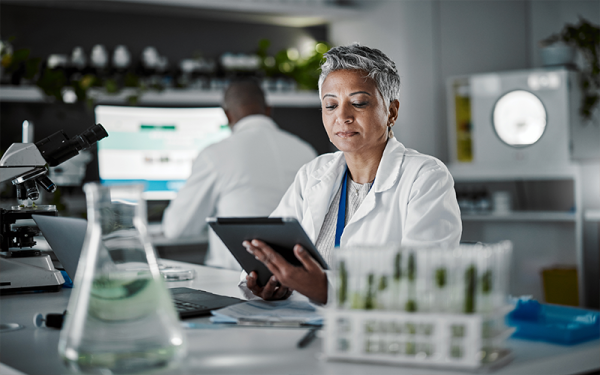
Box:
[163, 78, 317, 270]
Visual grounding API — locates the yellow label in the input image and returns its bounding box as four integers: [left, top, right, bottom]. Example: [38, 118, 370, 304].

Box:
[454, 82, 472, 162]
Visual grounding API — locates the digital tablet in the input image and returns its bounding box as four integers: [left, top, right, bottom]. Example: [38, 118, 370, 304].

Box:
[207, 217, 328, 287]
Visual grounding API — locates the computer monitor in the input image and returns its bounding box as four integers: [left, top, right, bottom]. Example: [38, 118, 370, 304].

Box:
[95, 105, 231, 200]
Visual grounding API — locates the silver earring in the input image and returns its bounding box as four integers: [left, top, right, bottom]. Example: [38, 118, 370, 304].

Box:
[388, 125, 394, 139]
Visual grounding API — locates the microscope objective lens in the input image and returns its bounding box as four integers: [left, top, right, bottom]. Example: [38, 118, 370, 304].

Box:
[16, 184, 27, 201]
[38, 175, 57, 193]
[24, 180, 40, 201]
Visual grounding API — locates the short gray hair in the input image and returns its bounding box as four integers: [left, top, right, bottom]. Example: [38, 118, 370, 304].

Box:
[318, 44, 401, 105]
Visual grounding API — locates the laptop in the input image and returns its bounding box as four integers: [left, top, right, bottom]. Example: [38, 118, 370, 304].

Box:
[31, 214, 243, 319]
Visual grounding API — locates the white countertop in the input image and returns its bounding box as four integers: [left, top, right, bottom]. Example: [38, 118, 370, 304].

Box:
[1, 260, 598, 375]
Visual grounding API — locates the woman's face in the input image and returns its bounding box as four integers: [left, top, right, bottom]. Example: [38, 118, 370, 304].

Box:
[321, 69, 397, 156]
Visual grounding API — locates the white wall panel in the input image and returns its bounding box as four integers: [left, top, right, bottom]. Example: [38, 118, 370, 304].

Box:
[328, 1, 440, 158]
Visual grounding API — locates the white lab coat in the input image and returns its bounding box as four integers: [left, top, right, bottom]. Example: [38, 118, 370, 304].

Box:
[238, 137, 462, 302]
[271, 137, 462, 250]
[163, 114, 317, 270]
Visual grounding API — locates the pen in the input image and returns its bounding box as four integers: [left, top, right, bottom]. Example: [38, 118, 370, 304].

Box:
[297, 327, 319, 348]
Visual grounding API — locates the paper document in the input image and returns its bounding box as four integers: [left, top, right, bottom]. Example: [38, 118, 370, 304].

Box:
[210, 300, 323, 326]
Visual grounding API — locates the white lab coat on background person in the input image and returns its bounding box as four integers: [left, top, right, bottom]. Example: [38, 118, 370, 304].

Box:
[163, 114, 317, 270]
[238, 136, 462, 301]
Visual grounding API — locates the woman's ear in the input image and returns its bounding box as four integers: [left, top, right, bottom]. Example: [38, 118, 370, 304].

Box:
[388, 99, 400, 124]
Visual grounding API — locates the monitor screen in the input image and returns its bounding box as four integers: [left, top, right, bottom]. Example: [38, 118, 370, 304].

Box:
[95, 105, 230, 200]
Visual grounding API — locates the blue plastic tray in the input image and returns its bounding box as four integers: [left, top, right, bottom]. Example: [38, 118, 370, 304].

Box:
[506, 299, 600, 345]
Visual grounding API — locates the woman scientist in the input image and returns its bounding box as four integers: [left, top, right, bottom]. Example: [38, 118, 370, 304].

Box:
[242, 44, 461, 304]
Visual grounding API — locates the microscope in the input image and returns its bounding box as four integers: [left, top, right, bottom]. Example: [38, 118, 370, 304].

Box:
[0, 124, 108, 293]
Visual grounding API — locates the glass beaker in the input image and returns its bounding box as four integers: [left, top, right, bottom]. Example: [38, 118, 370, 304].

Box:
[59, 183, 186, 374]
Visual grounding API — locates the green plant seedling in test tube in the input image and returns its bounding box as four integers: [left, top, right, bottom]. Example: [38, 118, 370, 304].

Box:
[338, 260, 347, 307]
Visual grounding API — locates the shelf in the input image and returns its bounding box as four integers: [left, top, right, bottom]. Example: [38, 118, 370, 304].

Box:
[449, 163, 579, 181]
[0, 86, 321, 107]
[584, 209, 600, 222]
[461, 211, 577, 222]
[0, 86, 44, 102]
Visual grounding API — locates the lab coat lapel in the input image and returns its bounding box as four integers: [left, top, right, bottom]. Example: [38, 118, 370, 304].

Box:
[373, 138, 405, 193]
[342, 139, 405, 240]
[304, 153, 346, 240]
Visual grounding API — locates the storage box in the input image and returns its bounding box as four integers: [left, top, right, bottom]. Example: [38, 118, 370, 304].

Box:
[506, 299, 599, 345]
[541, 267, 579, 306]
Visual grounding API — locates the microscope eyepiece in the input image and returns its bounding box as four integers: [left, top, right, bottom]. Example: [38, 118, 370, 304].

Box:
[71, 124, 110, 152]
[36, 124, 108, 167]
[80, 124, 109, 147]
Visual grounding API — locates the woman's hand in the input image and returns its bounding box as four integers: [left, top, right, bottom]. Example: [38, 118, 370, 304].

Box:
[243, 240, 328, 304]
[245, 271, 293, 301]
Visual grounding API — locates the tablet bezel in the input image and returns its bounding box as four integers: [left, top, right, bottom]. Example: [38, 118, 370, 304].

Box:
[207, 217, 328, 287]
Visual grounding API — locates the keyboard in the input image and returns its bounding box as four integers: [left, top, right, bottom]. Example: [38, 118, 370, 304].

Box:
[169, 287, 243, 319]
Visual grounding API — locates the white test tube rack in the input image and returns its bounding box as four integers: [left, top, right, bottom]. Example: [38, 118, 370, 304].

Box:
[323, 307, 514, 370]
[324, 242, 514, 370]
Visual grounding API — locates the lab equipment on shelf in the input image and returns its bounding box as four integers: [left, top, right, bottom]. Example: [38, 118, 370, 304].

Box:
[324, 242, 514, 370]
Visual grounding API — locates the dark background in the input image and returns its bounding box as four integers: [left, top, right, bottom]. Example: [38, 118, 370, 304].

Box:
[1, 3, 331, 193]
[0, 3, 327, 63]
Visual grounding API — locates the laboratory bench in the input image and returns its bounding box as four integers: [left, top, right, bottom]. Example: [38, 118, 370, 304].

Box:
[1, 260, 599, 375]
[147, 222, 208, 265]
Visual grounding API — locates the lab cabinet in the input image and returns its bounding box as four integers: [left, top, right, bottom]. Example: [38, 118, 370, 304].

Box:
[453, 174, 581, 305]
[450, 167, 600, 308]
[446, 67, 599, 307]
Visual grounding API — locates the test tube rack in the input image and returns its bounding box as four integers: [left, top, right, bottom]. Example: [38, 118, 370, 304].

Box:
[323, 307, 514, 370]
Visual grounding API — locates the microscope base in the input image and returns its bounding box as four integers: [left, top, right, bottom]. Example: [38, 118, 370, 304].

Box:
[0, 254, 64, 294]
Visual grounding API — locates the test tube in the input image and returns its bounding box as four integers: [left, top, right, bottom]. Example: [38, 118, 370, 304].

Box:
[338, 257, 348, 309]
[432, 247, 449, 313]
[496, 241, 512, 309]
[391, 250, 402, 310]
[463, 249, 477, 314]
[416, 248, 433, 313]
[376, 247, 393, 310]
[476, 244, 493, 314]
[405, 249, 417, 312]
[349, 249, 364, 310]
[449, 246, 464, 314]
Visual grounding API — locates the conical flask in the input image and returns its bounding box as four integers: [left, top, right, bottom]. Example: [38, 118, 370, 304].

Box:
[59, 183, 186, 374]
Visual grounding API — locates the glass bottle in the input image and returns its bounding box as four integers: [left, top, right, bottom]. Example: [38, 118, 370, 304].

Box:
[59, 183, 186, 374]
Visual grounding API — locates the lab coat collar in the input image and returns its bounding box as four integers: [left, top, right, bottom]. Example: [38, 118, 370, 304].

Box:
[304, 138, 406, 240]
[231, 114, 277, 134]
[304, 152, 346, 240]
[310, 151, 346, 187]
[309, 137, 406, 193]
[373, 137, 406, 193]
[343, 138, 406, 235]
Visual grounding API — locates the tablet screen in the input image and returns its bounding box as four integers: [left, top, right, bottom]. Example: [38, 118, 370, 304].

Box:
[207, 217, 327, 286]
